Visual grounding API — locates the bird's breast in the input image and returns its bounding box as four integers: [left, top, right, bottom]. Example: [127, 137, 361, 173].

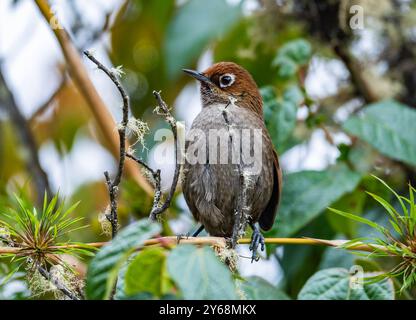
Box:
[181, 102, 275, 236]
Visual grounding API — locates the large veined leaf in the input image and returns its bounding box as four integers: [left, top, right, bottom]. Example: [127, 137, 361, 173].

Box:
[167, 245, 237, 300]
[269, 164, 361, 237]
[165, 0, 241, 78]
[240, 277, 290, 300]
[298, 268, 394, 300]
[85, 220, 161, 300]
[343, 100, 416, 166]
[124, 247, 172, 298]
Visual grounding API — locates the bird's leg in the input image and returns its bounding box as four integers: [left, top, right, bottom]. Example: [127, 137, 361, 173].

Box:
[176, 225, 204, 243]
[249, 222, 265, 263]
[191, 224, 205, 237]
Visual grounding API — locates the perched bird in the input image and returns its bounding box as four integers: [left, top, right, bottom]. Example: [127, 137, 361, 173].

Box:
[182, 62, 282, 260]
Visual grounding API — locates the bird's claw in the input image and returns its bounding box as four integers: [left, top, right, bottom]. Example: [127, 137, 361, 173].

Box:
[176, 233, 190, 244]
[249, 228, 265, 263]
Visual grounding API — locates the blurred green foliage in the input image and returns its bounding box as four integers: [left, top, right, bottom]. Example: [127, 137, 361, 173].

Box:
[1, 0, 416, 300]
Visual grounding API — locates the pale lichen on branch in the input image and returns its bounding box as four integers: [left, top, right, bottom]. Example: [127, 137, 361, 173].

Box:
[147, 91, 181, 221]
[84, 50, 130, 238]
[83, 52, 182, 238]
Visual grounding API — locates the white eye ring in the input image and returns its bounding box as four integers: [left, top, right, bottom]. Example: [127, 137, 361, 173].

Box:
[219, 73, 235, 88]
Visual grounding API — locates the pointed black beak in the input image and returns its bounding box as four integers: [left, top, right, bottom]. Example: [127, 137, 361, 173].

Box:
[182, 69, 213, 85]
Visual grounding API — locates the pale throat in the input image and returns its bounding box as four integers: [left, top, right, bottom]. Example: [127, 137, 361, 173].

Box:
[202, 93, 240, 109]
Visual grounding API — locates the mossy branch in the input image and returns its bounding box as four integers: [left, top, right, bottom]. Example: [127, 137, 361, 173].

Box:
[0, 237, 386, 255]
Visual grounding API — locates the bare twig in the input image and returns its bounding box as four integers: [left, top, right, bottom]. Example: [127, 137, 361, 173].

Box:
[33, 0, 153, 196]
[125, 91, 180, 221]
[0, 68, 51, 206]
[82, 57, 180, 232]
[147, 91, 181, 221]
[67, 0, 111, 50]
[126, 153, 162, 215]
[37, 265, 80, 300]
[83, 51, 130, 238]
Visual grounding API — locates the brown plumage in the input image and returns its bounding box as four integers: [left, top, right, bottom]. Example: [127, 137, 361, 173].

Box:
[182, 62, 282, 250]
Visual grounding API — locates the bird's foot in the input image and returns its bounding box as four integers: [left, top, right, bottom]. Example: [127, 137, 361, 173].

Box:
[176, 225, 204, 243]
[176, 233, 190, 244]
[249, 225, 265, 263]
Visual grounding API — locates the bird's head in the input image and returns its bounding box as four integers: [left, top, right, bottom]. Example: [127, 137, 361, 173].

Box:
[183, 62, 263, 116]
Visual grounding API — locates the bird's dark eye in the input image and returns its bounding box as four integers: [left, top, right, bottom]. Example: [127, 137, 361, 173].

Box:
[219, 74, 235, 88]
[221, 76, 232, 85]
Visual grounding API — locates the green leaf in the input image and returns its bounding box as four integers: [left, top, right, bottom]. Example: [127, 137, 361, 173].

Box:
[261, 86, 301, 153]
[167, 245, 237, 299]
[270, 164, 361, 237]
[125, 247, 172, 298]
[240, 276, 290, 300]
[114, 259, 154, 300]
[165, 0, 241, 78]
[370, 175, 409, 219]
[298, 268, 394, 300]
[272, 39, 312, 79]
[283, 85, 304, 105]
[85, 220, 161, 300]
[343, 100, 416, 166]
[366, 191, 400, 225]
[328, 207, 387, 234]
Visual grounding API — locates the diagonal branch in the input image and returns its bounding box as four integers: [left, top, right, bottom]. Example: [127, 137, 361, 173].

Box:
[0, 68, 51, 206]
[33, 0, 153, 196]
[37, 265, 80, 300]
[332, 43, 380, 104]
